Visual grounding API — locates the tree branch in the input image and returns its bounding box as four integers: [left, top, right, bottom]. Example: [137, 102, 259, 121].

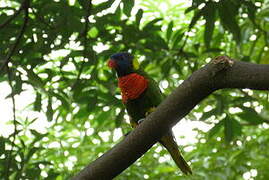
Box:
[77, 0, 92, 80]
[0, 0, 30, 72]
[73, 56, 269, 179]
[72, 0, 93, 89]
[5, 66, 17, 179]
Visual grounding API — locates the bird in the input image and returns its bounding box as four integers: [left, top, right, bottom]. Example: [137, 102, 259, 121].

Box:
[107, 52, 192, 175]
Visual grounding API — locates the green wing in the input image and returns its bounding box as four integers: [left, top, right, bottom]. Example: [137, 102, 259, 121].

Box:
[125, 70, 193, 174]
[125, 70, 164, 123]
[137, 69, 164, 104]
[146, 76, 164, 106]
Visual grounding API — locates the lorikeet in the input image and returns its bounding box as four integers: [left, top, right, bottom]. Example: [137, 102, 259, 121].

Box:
[108, 52, 192, 175]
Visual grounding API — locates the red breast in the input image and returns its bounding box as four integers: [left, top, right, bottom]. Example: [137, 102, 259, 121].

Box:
[118, 73, 148, 103]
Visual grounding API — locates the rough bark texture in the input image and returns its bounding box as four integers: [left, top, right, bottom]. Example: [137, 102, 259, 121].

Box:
[72, 57, 269, 180]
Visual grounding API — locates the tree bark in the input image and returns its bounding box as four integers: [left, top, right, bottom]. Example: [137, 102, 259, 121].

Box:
[72, 56, 269, 180]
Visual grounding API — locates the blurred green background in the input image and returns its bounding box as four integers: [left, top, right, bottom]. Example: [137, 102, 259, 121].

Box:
[0, 0, 269, 179]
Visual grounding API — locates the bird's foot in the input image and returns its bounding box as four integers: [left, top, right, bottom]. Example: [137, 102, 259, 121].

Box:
[138, 118, 145, 124]
[145, 107, 156, 116]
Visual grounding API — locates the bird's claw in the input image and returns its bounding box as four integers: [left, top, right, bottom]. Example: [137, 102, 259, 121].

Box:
[138, 118, 145, 124]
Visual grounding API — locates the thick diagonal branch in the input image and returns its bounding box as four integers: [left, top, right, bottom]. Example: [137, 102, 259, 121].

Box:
[73, 57, 269, 180]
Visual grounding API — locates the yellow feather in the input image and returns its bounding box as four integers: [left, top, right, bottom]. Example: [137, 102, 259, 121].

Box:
[132, 58, 140, 70]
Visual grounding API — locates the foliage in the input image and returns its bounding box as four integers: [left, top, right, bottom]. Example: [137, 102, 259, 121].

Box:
[0, 0, 269, 179]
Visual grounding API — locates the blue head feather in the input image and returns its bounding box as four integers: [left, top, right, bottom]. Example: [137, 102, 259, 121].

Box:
[110, 52, 134, 77]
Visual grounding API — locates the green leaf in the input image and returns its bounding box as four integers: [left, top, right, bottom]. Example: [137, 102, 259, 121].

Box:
[0, 74, 7, 83]
[154, 35, 168, 49]
[25, 147, 41, 163]
[224, 116, 233, 143]
[20, 138, 26, 148]
[232, 96, 254, 106]
[237, 106, 265, 125]
[115, 109, 125, 127]
[185, 6, 197, 14]
[203, 48, 223, 53]
[218, 0, 241, 42]
[122, 0, 134, 17]
[26, 69, 45, 89]
[0, 137, 5, 155]
[215, 97, 224, 115]
[48, 91, 70, 110]
[181, 51, 197, 58]
[189, 9, 204, 30]
[46, 96, 53, 122]
[204, 2, 216, 49]
[30, 129, 43, 138]
[77, 0, 89, 10]
[241, 56, 251, 62]
[224, 116, 241, 143]
[200, 108, 218, 121]
[161, 60, 172, 76]
[135, 9, 143, 27]
[92, 0, 116, 14]
[5, 74, 24, 98]
[45, 169, 60, 180]
[30, 130, 48, 147]
[208, 120, 224, 139]
[166, 21, 174, 42]
[14, 75, 23, 95]
[87, 27, 99, 38]
[55, 175, 63, 180]
[95, 111, 112, 125]
[171, 30, 184, 49]
[25, 167, 41, 179]
[143, 18, 163, 32]
[228, 149, 244, 164]
[156, 166, 175, 173]
[242, 1, 257, 24]
[34, 92, 42, 112]
[74, 107, 90, 120]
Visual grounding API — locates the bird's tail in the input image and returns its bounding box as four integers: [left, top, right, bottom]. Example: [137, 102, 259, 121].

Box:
[159, 132, 192, 175]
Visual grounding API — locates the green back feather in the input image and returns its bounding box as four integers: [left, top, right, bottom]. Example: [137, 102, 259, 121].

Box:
[125, 69, 164, 123]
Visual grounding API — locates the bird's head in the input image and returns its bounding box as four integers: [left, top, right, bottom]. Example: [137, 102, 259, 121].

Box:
[108, 52, 140, 77]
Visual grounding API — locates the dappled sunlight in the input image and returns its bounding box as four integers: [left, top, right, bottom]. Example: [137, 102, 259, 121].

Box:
[1, 0, 269, 179]
[113, 128, 123, 141]
[243, 169, 258, 180]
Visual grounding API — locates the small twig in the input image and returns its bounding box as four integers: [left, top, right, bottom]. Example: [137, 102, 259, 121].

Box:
[0, 0, 30, 73]
[31, 8, 54, 29]
[73, 1, 92, 86]
[6, 66, 17, 179]
[238, 89, 269, 125]
[0, 6, 23, 29]
[239, 89, 257, 99]
[248, 33, 261, 57]
[252, 20, 268, 47]
[180, 33, 189, 52]
[261, 119, 269, 124]
[240, 119, 269, 126]
[0, 7, 17, 11]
